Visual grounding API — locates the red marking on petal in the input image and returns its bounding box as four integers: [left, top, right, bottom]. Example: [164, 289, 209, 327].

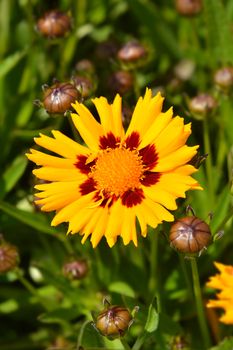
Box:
[93, 192, 117, 208]
[79, 178, 96, 195]
[99, 132, 120, 149]
[121, 188, 145, 207]
[125, 131, 140, 150]
[74, 155, 95, 174]
[141, 171, 160, 186]
[139, 144, 158, 170]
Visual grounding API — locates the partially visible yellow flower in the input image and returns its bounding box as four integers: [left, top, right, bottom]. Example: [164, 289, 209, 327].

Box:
[206, 262, 233, 325]
[26, 88, 202, 248]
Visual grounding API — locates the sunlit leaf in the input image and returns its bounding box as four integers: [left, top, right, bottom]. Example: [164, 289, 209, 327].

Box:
[109, 281, 136, 298]
[0, 155, 27, 199]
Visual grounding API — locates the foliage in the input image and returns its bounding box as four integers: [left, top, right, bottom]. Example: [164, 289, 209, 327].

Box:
[0, 0, 233, 349]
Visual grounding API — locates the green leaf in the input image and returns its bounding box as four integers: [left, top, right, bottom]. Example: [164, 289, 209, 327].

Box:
[109, 281, 136, 298]
[39, 306, 81, 324]
[0, 155, 27, 199]
[0, 299, 18, 313]
[210, 337, 233, 350]
[127, 0, 181, 58]
[0, 50, 27, 79]
[0, 200, 58, 235]
[204, 0, 233, 65]
[144, 303, 159, 333]
[211, 184, 231, 234]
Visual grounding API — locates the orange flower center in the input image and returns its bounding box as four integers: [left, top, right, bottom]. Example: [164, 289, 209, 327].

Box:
[91, 147, 144, 196]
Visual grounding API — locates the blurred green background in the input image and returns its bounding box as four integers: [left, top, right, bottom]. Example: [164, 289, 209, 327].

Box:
[0, 0, 233, 349]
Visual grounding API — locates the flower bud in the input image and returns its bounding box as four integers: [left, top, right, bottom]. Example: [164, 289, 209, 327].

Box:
[75, 59, 95, 75]
[108, 71, 134, 95]
[169, 216, 212, 255]
[94, 304, 132, 339]
[189, 93, 217, 118]
[36, 10, 72, 38]
[175, 0, 202, 16]
[42, 82, 80, 114]
[63, 259, 88, 280]
[117, 40, 147, 66]
[72, 75, 94, 99]
[173, 59, 195, 82]
[214, 67, 233, 91]
[0, 237, 19, 273]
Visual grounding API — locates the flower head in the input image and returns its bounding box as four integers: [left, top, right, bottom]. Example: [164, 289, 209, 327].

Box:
[26, 89, 201, 247]
[206, 262, 233, 325]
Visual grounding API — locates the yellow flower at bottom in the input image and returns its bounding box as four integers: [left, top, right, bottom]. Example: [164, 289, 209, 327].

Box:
[206, 262, 233, 325]
[26, 89, 202, 248]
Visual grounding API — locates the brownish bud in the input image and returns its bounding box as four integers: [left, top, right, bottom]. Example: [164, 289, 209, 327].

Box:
[173, 59, 195, 81]
[175, 0, 202, 16]
[75, 59, 95, 75]
[72, 75, 94, 99]
[117, 40, 147, 64]
[94, 305, 132, 339]
[214, 67, 233, 91]
[63, 259, 88, 280]
[42, 82, 80, 114]
[0, 237, 19, 273]
[108, 71, 134, 95]
[36, 10, 71, 38]
[169, 216, 212, 254]
[189, 93, 217, 118]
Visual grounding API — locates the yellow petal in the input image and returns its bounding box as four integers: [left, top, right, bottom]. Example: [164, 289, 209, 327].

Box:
[34, 131, 88, 158]
[33, 167, 83, 182]
[126, 89, 164, 138]
[111, 94, 125, 138]
[139, 108, 173, 149]
[71, 101, 103, 151]
[35, 181, 80, 197]
[26, 149, 75, 168]
[36, 191, 81, 211]
[155, 145, 198, 172]
[155, 117, 192, 158]
[143, 186, 178, 210]
[51, 192, 95, 226]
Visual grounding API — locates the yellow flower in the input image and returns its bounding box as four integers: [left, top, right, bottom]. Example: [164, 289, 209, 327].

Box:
[26, 89, 201, 248]
[206, 262, 233, 325]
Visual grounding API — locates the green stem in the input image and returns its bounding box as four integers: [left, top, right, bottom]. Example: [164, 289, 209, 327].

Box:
[214, 206, 233, 235]
[203, 117, 214, 208]
[15, 268, 50, 310]
[148, 231, 161, 312]
[76, 320, 91, 349]
[120, 338, 132, 350]
[179, 255, 193, 301]
[190, 259, 211, 349]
